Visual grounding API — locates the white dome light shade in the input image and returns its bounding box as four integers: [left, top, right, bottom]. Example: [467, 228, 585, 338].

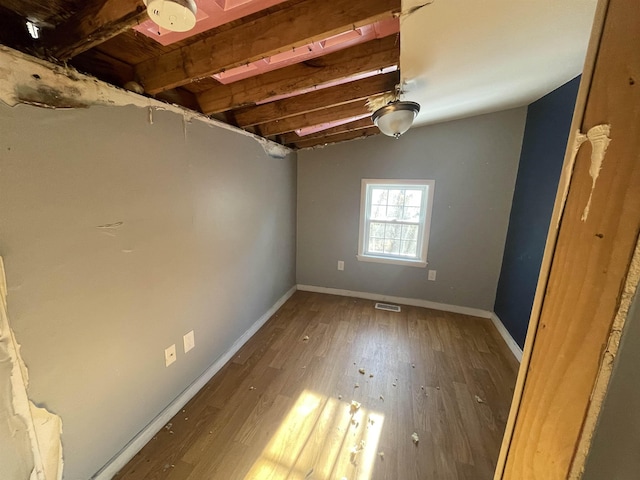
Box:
[372, 101, 421, 138]
[144, 0, 197, 32]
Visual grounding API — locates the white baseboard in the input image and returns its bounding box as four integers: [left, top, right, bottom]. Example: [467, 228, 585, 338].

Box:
[490, 313, 523, 362]
[92, 285, 297, 480]
[296, 284, 492, 319]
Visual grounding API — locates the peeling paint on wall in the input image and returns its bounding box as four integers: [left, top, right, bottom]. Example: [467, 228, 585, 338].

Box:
[0, 257, 64, 480]
[0, 46, 291, 159]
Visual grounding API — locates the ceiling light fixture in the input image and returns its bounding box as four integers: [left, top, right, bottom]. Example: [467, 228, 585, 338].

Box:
[144, 0, 197, 32]
[371, 100, 421, 139]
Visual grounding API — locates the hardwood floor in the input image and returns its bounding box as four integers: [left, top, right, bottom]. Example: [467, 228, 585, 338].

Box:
[114, 291, 519, 480]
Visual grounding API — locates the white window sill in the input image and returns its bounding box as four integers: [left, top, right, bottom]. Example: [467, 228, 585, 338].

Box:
[356, 254, 427, 268]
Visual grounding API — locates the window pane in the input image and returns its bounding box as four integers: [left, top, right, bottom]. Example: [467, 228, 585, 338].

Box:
[369, 222, 385, 238]
[371, 206, 386, 220]
[385, 223, 401, 240]
[384, 238, 400, 255]
[388, 189, 404, 207]
[402, 206, 421, 222]
[386, 206, 402, 220]
[369, 237, 384, 254]
[400, 240, 417, 257]
[405, 190, 423, 207]
[370, 188, 388, 205]
[401, 224, 418, 240]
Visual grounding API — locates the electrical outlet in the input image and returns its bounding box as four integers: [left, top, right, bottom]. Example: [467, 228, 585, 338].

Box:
[165, 344, 177, 367]
[428, 270, 437, 281]
[183, 330, 195, 353]
[337, 260, 344, 271]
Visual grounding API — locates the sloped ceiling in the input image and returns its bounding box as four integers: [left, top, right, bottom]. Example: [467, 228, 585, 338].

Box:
[402, 0, 598, 127]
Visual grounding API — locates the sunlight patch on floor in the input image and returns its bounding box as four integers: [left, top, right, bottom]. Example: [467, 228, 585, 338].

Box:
[244, 389, 384, 480]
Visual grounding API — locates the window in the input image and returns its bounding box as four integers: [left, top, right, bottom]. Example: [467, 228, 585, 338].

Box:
[357, 179, 435, 267]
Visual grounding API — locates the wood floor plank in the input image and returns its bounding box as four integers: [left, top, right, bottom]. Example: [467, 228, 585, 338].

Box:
[114, 291, 518, 480]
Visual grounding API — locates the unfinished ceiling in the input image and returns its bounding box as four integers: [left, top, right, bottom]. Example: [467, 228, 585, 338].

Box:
[0, 0, 596, 149]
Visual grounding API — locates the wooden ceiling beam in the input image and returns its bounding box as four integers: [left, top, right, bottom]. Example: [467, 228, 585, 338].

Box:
[280, 117, 374, 145]
[43, 0, 147, 61]
[234, 71, 398, 127]
[257, 97, 382, 137]
[135, 0, 400, 94]
[197, 36, 399, 115]
[294, 126, 380, 149]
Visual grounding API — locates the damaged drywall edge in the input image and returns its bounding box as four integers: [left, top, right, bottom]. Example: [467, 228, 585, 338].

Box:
[0, 45, 292, 159]
[0, 256, 63, 480]
[568, 235, 640, 478]
[581, 124, 612, 221]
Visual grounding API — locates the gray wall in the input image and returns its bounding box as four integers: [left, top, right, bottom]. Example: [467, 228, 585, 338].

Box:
[0, 103, 296, 479]
[297, 108, 526, 311]
[583, 289, 640, 480]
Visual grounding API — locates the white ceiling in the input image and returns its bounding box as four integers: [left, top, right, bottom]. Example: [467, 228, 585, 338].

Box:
[401, 0, 598, 127]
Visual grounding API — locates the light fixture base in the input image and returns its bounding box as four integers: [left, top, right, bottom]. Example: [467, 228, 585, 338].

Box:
[372, 101, 421, 138]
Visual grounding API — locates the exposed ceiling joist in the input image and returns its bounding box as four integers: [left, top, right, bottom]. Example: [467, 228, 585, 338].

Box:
[234, 70, 398, 127]
[295, 126, 380, 149]
[197, 36, 399, 114]
[135, 0, 400, 94]
[44, 0, 147, 60]
[258, 98, 376, 136]
[280, 117, 374, 145]
[71, 49, 135, 87]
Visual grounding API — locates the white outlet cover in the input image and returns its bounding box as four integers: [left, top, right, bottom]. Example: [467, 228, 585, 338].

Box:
[165, 344, 177, 367]
[428, 270, 437, 281]
[337, 260, 344, 271]
[183, 330, 195, 353]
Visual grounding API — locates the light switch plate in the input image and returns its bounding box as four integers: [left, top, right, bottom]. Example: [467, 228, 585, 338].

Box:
[337, 260, 344, 271]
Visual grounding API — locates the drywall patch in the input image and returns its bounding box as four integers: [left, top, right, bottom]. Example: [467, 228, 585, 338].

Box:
[0, 46, 292, 159]
[581, 124, 612, 221]
[0, 256, 63, 480]
[557, 129, 588, 228]
[569, 235, 640, 478]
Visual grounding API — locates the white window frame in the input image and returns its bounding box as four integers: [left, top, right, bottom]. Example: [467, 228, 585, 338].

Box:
[357, 179, 435, 268]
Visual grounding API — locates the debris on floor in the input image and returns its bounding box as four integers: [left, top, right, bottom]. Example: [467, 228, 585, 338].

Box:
[354, 383, 360, 389]
[369, 373, 374, 378]
[412, 432, 419, 445]
[249, 386, 256, 390]
[350, 400, 361, 414]
[303, 335, 310, 342]
[475, 395, 485, 404]
[350, 440, 366, 464]
[338, 394, 342, 400]
[305, 467, 314, 479]
[412, 363, 415, 368]
[358, 368, 366, 374]
[378, 451, 385, 460]
[379, 395, 384, 401]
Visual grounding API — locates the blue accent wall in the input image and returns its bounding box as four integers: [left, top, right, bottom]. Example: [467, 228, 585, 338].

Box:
[494, 77, 581, 347]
